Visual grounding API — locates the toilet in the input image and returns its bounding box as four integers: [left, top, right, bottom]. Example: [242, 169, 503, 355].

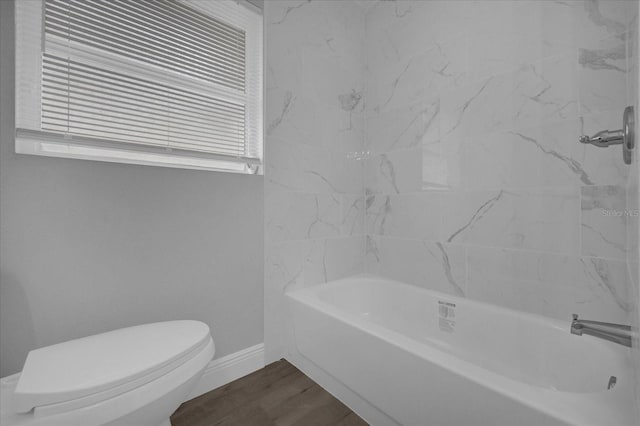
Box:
[0, 320, 214, 426]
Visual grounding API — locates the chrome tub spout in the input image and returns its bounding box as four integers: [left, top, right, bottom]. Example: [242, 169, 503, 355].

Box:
[570, 314, 633, 348]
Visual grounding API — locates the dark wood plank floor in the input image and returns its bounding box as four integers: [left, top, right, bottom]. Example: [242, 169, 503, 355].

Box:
[171, 359, 369, 426]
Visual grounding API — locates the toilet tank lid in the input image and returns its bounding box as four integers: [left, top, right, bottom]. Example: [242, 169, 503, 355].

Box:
[13, 320, 211, 413]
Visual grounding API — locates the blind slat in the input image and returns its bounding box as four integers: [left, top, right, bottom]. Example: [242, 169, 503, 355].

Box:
[44, 0, 246, 91]
[46, 19, 246, 86]
[67, 0, 247, 58]
[41, 53, 247, 156]
[41, 120, 245, 155]
[42, 95, 246, 135]
[42, 76, 248, 126]
[42, 55, 246, 117]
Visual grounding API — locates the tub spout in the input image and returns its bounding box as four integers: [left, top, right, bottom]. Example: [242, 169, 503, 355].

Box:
[570, 314, 633, 348]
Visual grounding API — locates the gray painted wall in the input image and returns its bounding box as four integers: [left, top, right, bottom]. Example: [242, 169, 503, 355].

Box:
[0, 0, 264, 377]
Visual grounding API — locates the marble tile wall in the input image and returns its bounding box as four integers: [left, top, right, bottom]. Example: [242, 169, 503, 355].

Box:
[264, 1, 366, 363]
[626, 2, 640, 413]
[265, 0, 639, 364]
[364, 0, 638, 324]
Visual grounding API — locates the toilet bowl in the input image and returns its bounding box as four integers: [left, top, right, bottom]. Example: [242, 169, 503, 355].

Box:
[0, 320, 215, 426]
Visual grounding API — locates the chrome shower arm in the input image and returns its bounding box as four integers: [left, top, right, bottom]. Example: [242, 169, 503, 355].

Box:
[579, 129, 624, 147]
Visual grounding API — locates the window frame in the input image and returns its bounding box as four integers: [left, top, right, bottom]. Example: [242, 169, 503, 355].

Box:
[15, 0, 263, 175]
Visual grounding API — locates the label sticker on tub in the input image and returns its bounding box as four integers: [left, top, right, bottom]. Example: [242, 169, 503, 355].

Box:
[438, 301, 456, 333]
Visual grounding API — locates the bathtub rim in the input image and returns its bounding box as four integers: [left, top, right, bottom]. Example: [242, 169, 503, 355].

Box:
[286, 273, 638, 426]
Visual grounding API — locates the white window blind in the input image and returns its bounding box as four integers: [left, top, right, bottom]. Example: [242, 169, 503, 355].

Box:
[15, 0, 263, 174]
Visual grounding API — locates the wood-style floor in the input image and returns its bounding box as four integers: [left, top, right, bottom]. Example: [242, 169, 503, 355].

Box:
[171, 359, 369, 426]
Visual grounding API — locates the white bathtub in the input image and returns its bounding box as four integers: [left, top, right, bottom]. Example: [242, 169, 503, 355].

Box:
[286, 274, 638, 426]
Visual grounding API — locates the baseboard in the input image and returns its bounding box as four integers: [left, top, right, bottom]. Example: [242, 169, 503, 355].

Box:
[187, 343, 265, 400]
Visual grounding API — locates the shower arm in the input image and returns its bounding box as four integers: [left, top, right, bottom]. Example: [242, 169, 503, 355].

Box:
[578, 129, 623, 147]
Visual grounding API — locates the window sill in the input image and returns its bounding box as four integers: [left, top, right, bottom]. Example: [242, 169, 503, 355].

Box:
[15, 133, 262, 175]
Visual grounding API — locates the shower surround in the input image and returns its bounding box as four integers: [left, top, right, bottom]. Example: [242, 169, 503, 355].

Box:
[265, 0, 639, 367]
[365, 0, 637, 322]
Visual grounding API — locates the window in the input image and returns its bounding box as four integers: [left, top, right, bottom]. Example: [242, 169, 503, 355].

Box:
[15, 0, 263, 174]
